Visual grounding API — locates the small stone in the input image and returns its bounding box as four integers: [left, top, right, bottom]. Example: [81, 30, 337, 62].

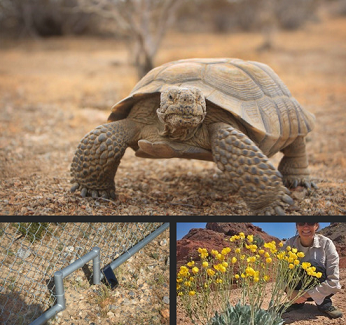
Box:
[160, 309, 169, 318]
[292, 188, 307, 201]
[18, 248, 32, 260]
[162, 296, 169, 304]
[160, 239, 167, 246]
[66, 246, 74, 253]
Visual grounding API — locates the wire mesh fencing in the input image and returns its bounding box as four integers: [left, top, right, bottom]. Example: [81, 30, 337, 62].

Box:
[0, 222, 166, 325]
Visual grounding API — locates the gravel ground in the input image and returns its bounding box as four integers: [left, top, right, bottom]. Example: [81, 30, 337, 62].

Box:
[48, 228, 170, 325]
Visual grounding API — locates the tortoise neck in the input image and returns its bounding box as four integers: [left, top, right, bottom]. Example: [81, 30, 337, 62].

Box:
[160, 124, 199, 141]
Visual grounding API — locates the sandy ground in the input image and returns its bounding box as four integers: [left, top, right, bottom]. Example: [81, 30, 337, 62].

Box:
[1, 13, 346, 216]
[177, 268, 346, 325]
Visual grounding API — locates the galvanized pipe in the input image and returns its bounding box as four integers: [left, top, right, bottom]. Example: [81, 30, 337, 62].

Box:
[29, 223, 169, 325]
[29, 247, 101, 325]
[102, 222, 169, 277]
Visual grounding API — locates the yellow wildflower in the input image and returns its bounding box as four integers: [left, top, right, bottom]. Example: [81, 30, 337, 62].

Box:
[316, 272, 322, 278]
[247, 234, 254, 243]
[245, 267, 256, 277]
[302, 262, 311, 270]
[221, 247, 231, 255]
[198, 248, 209, 259]
[247, 256, 256, 263]
[192, 267, 199, 274]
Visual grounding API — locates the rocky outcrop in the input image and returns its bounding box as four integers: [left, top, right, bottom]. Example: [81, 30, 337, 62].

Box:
[318, 222, 346, 268]
[177, 222, 346, 269]
[206, 222, 279, 243]
[176, 223, 280, 268]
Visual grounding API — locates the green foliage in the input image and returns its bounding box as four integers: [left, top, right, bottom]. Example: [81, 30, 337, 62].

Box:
[253, 235, 265, 247]
[16, 223, 50, 243]
[209, 302, 284, 325]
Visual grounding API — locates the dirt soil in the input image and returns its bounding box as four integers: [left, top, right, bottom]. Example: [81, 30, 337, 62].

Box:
[47, 228, 170, 325]
[1, 13, 346, 216]
[177, 269, 346, 325]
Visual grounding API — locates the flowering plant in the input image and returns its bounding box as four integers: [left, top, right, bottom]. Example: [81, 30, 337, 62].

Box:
[177, 233, 321, 325]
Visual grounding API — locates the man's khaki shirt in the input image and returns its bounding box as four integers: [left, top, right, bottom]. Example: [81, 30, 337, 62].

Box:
[284, 234, 341, 305]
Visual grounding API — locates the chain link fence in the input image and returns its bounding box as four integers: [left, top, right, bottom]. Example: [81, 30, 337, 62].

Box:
[0, 222, 166, 325]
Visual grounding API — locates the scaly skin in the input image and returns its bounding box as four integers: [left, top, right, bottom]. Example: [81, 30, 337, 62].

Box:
[70, 119, 139, 198]
[209, 122, 294, 215]
[278, 137, 317, 189]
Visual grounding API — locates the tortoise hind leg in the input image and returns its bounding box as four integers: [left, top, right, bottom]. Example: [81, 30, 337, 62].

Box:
[70, 119, 139, 199]
[278, 137, 316, 189]
[209, 122, 293, 215]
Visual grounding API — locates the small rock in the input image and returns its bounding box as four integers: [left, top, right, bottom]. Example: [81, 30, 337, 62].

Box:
[160, 309, 169, 318]
[66, 246, 74, 253]
[159, 239, 167, 246]
[162, 296, 169, 304]
[291, 187, 307, 201]
[18, 248, 32, 260]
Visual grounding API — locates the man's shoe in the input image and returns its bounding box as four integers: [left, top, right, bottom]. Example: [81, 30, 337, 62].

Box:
[318, 305, 343, 319]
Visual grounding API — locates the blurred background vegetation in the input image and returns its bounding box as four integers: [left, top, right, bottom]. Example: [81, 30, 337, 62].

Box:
[0, 0, 345, 78]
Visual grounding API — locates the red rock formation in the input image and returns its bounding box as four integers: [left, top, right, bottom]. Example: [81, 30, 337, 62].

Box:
[177, 222, 346, 269]
[176, 223, 280, 269]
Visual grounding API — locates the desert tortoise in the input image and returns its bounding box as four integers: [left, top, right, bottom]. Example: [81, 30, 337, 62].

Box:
[70, 58, 316, 215]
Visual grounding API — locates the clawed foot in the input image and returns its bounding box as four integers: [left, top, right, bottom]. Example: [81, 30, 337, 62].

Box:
[254, 187, 294, 216]
[70, 182, 117, 200]
[283, 176, 318, 190]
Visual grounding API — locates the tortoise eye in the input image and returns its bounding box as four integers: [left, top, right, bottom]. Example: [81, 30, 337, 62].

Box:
[169, 95, 173, 100]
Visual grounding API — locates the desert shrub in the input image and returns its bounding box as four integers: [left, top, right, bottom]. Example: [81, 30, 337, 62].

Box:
[177, 232, 321, 325]
[275, 0, 320, 30]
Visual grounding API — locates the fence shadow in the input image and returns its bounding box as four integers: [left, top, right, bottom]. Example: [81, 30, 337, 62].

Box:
[0, 291, 44, 325]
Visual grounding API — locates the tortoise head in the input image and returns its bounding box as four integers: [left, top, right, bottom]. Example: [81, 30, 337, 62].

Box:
[157, 86, 206, 136]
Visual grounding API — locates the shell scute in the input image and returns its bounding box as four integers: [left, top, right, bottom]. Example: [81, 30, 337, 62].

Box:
[204, 63, 263, 101]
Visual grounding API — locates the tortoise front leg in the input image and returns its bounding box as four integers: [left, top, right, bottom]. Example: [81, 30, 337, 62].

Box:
[209, 123, 293, 215]
[70, 119, 139, 199]
[278, 137, 316, 189]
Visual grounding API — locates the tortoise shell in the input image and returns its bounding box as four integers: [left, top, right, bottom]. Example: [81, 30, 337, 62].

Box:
[108, 58, 315, 156]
